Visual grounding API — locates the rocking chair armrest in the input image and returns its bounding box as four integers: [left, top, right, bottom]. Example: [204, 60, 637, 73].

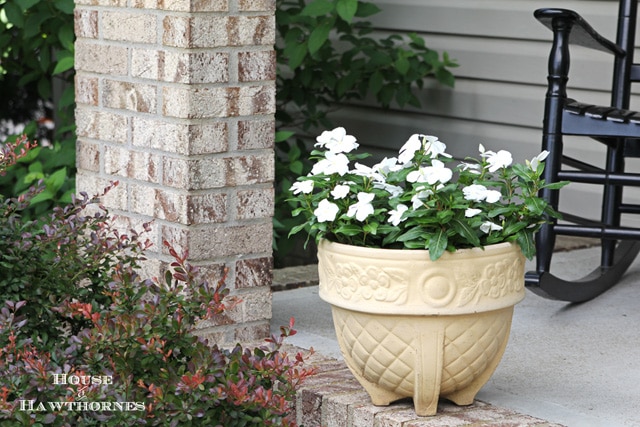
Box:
[535, 8, 625, 56]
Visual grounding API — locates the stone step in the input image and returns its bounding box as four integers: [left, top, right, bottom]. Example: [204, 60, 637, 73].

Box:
[294, 347, 566, 427]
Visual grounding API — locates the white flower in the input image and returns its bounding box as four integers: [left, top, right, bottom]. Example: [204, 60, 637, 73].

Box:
[484, 189, 502, 203]
[480, 221, 503, 234]
[406, 159, 453, 185]
[423, 136, 451, 158]
[462, 184, 500, 203]
[411, 188, 433, 209]
[314, 199, 340, 222]
[374, 182, 403, 198]
[331, 184, 350, 199]
[346, 192, 375, 221]
[398, 134, 422, 164]
[373, 157, 402, 174]
[459, 162, 481, 174]
[310, 151, 350, 176]
[290, 180, 314, 195]
[465, 208, 482, 217]
[528, 150, 550, 171]
[315, 127, 359, 153]
[481, 147, 513, 173]
[351, 163, 384, 182]
[388, 204, 409, 226]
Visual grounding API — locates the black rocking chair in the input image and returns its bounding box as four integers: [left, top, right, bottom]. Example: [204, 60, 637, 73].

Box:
[525, 0, 640, 302]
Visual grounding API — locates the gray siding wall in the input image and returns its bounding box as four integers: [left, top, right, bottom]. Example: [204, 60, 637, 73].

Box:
[331, 0, 639, 222]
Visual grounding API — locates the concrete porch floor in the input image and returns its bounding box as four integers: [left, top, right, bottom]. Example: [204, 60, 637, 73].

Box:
[271, 245, 640, 427]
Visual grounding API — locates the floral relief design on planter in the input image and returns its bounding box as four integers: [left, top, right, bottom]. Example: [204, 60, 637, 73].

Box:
[456, 256, 525, 307]
[320, 260, 409, 304]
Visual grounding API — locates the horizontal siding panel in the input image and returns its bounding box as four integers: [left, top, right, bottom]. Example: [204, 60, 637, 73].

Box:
[369, 0, 620, 41]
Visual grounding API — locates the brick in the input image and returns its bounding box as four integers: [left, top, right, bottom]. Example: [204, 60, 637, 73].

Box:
[235, 257, 272, 289]
[230, 85, 276, 116]
[162, 50, 229, 84]
[75, 108, 128, 144]
[132, 118, 228, 155]
[131, 48, 161, 80]
[238, 50, 276, 82]
[239, 0, 276, 12]
[238, 119, 275, 150]
[75, 172, 128, 211]
[146, 0, 228, 12]
[161, 221, 272, 260]
[186, 192, 228, 224]
[162, 86, 227, 119]
[324, 391, 372, 427]
[225, 152, 275, 186]
[162, 15, 229, 48]
[75, 0, 126, 5]
[162, 156, 227, 190]
[76, 139, 101, 173]
[74, 9, 98, 39]
[101, 11, 157, 43]
[239, 287, 271, 322]
[104, 146, 161, 183]
[235, 186, 274, 219]
[233, 321, 270, 342]
[103, 80, 157, 113]
[229, 15, 275, 46]
[75, 40, 128, 76]
[75, 75, 99, 106]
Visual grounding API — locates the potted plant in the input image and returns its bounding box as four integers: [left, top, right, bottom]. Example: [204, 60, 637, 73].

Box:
[287, 127, 565, 416]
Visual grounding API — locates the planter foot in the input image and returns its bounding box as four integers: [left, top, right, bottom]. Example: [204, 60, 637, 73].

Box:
[412, 330, 444, 416]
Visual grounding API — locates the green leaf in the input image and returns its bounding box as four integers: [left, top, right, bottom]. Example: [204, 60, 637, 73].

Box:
[52, 56, 74, 75]
[355, 2, 381, 17]
[336, 0, 358, 23]
[54, 0, 75, 14]
[3, 2, 24, 28]
[46, 167, 67, 193]
[369, 71, 384, 95]
[308, 21, 332, 54]
[28, 189, 54, 205]
[395, 55, 410, 75]
[287, 42, 307, 69]
[301, 0, 334, 17]
[275, 130, 295, 143]
[397, 226, 425, 243]
[58, 24, 75, 52]
[19, 0, 40, 10]
[335, 224, 362, 236]
[428, 229, 447, 261]
[516, 231, 536, 260]
[451, 219, 480, 247]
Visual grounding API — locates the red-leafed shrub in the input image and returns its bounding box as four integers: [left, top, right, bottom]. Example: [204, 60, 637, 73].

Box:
[0, 138, 315, 426]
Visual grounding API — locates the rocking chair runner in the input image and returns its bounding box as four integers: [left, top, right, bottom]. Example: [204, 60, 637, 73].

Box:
[526, 0, 640, 302]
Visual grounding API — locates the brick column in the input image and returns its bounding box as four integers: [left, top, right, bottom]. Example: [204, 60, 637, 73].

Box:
[74, 0, 276, 344]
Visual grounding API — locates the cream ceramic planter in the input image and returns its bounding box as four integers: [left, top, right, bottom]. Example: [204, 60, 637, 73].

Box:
[317, 239, 525, 416]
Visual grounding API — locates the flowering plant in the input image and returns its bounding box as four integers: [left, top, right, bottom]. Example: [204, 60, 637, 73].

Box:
[288, 127, 566, 261]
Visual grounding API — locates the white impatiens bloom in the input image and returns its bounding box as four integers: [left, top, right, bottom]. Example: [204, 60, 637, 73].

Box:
[406, 159, 453, 185]
[528, 150, 550, 171]
[398, 134, 422, 164]
[346, 192, 375, 221]
[315, 127, 359, 153]
[388, 204, 409, 226]
[462, 184, 501, 203]
[290, 180, 314, 195]
[480, 221, 503, 234]
[314, 199, 340, 222]
[331, 184, 350, 199]
[310, 151, 350, 176]
[465, 208, 482, 218]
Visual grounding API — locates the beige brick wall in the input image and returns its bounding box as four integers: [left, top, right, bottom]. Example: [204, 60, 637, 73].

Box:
[74, 0, 276, 344]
